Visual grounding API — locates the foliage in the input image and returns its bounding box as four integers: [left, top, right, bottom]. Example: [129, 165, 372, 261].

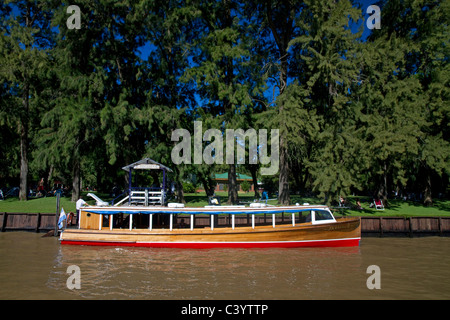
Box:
[182, 181, 196, 193]
[0, 0, 448, 207]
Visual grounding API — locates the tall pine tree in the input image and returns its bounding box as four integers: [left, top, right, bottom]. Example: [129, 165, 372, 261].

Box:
[0, 0, 53, 200]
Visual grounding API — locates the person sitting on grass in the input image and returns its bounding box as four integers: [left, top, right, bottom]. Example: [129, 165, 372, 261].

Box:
[339, 196, 345, 207]
[355, 198, 363, 210]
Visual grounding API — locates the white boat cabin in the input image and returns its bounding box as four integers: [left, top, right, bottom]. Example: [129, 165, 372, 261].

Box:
[77, 202, 337, 232]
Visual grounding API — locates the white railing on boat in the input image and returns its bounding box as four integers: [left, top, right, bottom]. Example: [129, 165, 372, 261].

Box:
[96, 204, 336, 232]
[130, 190, 164, 206]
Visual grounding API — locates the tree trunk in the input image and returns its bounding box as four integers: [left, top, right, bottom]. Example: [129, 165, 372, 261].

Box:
[71, 159, 80, 202]
[376, 162, 389, 206]
[265, 2, 294, 206]
[201, 176, 215, 197]
[249, 165, 260, 198]
[227, 164, 239, 204]
[424, 170, 433, 206]
[19, 82, 29, 201]
[19, 120, 28, 201]
[176, 180, 185, 204]
[47, 165, 54, 191]
[173, 166, 185, 204]
[278, 136, 290, 205]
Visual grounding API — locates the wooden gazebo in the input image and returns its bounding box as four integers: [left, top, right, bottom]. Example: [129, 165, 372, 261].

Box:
[121, 158, 173, 206]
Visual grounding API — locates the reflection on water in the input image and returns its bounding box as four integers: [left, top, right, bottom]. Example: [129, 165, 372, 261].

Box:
[49, 245, 363, 300]
[1, 232, 450, 300]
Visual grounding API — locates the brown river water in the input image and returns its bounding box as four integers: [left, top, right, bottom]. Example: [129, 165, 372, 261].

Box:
[0, 232, 449, 300]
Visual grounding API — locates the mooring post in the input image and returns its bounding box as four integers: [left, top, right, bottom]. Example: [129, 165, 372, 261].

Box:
[35, 213, 41, 233]
[379, 216, 383, 237]
[1, 212, 7, 232]
[54, 193, 60, 236]
[409, 217, 413, 237]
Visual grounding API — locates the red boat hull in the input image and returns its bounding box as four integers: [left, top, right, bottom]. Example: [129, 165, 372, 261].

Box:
[61, 237, 360, 248]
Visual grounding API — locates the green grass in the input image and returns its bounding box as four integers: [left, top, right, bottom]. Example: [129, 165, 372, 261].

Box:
[0, 196, 76, 213]
[330, 198, 450, 218]
[1, 191, 449, 217]
[0, 191, 102, 214]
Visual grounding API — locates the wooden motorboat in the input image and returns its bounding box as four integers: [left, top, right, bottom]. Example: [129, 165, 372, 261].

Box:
[60, 203, 361, 248]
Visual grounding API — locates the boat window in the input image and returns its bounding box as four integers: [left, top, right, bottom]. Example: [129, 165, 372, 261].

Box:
[310, 210, 335, 225]
[314, 210, 334, 221]
[299, 211, 312, 223]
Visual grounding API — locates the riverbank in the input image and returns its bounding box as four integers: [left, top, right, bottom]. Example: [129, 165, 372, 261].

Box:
[0, 191, 449, 217]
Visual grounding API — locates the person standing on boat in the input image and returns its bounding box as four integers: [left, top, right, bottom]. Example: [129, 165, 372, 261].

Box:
[76, 197, 87, 227]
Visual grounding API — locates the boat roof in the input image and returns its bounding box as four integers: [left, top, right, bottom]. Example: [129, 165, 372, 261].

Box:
[83, 204, 331, 215]
[122, 158, 173, 173]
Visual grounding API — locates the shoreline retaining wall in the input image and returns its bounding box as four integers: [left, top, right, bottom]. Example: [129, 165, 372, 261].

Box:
[1, 212, 450, 236]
